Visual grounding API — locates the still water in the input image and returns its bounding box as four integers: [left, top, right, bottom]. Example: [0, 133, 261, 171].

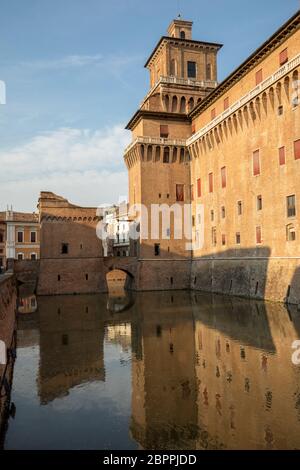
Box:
[3, 291, 300, 450]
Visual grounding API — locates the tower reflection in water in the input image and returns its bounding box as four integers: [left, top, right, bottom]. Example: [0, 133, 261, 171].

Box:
[10, 291, 300, 450]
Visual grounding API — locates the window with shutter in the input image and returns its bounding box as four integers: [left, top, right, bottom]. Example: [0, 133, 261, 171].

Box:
[253, 150, 260, 176]
[279, 48, 288, 66]
[197, 178, 201, 197]
[209, 173, 213, 193]
[221, 166, 226, 188]
[279, 146, 286, 165]
[160, 125, 169, 138]
[294, 139, 300, 160]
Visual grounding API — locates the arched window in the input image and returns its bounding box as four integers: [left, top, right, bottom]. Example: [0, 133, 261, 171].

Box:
[188, 97, 194, 112]
[286, 224, 296, 241]
[164, 94, 170, 112]
[180, 96, 186, 113]
[163, 147, 170, 163]
[180, 31, 185, 39]
[172, 95, 178, 112]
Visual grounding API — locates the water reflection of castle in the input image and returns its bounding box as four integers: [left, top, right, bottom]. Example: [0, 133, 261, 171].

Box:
[37, 296, 106, 404]
[17, 291, 300, 449]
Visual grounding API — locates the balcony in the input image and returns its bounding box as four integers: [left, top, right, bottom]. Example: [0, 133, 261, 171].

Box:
[140, 76, 218, 108]
[124, 136, 187, 156]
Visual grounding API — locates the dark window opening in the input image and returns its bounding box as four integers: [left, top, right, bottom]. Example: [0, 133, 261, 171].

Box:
[236, 232, 241, 245]
[62, 334, 69, 346]
[180, 31, 185, 39]
[287, 195, 296, 217]
[58, 274, 61, 281]
[187, 61, 196, 78]
[85, 274, 88, 281]
[257, 195, 263, 211]
[163, 147, 170, 163]
[154, 243, 160, 256]
[61, 243, 69, 254]
[30, 232, 36, 243]
[156, 325, 162, 337]
[238, 201, 243, 215]
[206, 63, 212, 80]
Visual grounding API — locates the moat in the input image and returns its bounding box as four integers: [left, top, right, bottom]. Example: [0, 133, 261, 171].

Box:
[3, 290, 300, 450]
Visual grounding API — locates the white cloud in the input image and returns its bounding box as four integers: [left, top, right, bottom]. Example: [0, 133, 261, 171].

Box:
[16, 53, 142, 73]
[0, 125, 131, 212]
[19, 54, 104, 70]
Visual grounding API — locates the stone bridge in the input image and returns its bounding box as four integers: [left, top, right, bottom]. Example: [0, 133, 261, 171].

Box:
[103, 256, 138, 290]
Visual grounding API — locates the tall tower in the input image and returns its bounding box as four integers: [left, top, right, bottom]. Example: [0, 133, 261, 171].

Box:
[124, 18, 222, 290]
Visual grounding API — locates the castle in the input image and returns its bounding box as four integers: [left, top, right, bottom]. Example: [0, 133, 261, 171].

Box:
[123, 11, 300, 303]
[17, 10, 300, 304]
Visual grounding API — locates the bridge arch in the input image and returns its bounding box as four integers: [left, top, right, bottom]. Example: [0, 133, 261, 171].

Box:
[103, 257, 138, 292]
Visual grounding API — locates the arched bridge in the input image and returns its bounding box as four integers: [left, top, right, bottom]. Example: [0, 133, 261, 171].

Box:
[103, 256, 138, 290]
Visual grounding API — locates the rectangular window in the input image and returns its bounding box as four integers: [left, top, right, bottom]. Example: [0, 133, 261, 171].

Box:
[0, 233, 4, 243]
[237, 201, 242, 215]
[286, 224, 296, 242]
[279, 48, 288, 66]
[221, 206, 226, 218]
[187, 61, 196, 78]
[30, 253, 37, 260]
[197, 178, 201, 197]
[17, 253, 23, 260]
[211, 227, 217, 246]
[253, 150, 260, 176]
[211, 108, 216, 120]
[222, 234, 226, 246]
[176, 184, 184, 202]
[17, 231, 23, 243]
[224, 97, 229, 110]
[154, 243, 160, 256]
[256, 226, 262, 244]
[257, 195, 262, 211]
[30, 231, 36, 243]
[255, 69, 263, 85]
[160, 125, 169, 138]
[287, 195, 296, 218]
[221, 166, 226, 188]
[279, 146, 286, 165]
[209, 172, 213, 193]
[294, 139, 300, 160]
[61, 243, 69, 254]
[236, 232, 241, 245]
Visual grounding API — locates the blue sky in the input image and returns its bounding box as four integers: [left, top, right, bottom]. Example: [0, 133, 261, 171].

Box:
[0, 0, 298, 211]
